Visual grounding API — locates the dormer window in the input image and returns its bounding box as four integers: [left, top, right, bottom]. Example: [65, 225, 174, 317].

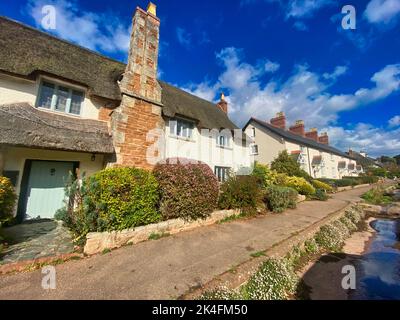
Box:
[37, 80, 84, 116]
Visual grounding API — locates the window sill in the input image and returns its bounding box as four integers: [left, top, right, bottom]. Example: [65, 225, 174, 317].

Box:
[169, 135, 196, 143]
[37, 106, 82, 118]
[216, 145, 233, 150]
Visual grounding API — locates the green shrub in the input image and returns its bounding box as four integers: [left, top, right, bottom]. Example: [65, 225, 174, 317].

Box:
[271, 151, 309, 178]
[251, 163, 275, 189]
[56, 168, 161, 239]
[303, 238, 320, 255]
[362, 187, 392, 205]
[344, 207, 363, 225]
[264, 186, 298, 213]
[154, 159, 219, 221]
[0, 176, 17, 226]
[243, 258, 298, 300]
[219, 175, 263, 215]
[284, 176, 316, 196]
[339, 216, 357, 233]
[312, 180, 334, 193]
[309, 188, 329, 201]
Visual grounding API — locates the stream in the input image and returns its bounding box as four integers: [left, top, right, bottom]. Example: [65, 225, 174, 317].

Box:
[349, 218, 400, 300]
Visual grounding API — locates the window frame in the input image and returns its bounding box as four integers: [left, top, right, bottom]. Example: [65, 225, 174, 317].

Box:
[169, 118, 195, 140]
[36, 79, 85, 116]
[214, 166, 231, 183]
[251, 144, 259, 155]
[216, 133, 232, 149]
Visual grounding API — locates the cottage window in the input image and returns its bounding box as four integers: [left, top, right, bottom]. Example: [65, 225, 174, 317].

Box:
[217, 134, 231, 148]
[251, 144, 259, 155]
[215, 166, 230, 182]
[37, 81, 84, 115]
[170, 119, 194, 139]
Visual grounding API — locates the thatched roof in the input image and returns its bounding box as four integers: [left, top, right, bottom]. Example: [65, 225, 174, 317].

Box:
[0, 103, 114, 154]
[0, 16, 125, 101]
[0, 16, 241, 131]
[159, 81, 238, 130]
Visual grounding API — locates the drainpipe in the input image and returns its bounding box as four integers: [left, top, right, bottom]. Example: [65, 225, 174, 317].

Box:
[307, 147, 314, 178]
[0, 146, 4, 176]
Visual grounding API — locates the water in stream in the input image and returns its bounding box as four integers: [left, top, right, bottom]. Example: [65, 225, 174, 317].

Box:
[350, 218, 400, 300]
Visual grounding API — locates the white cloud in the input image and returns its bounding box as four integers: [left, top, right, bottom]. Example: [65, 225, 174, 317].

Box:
[264, 60, 281, 73]
[27, 0, 130, 54]
[286, 0, 333, 19]
[389, 115, 400, 127]
[323, 65, 348, 80]
[184, 47, 400, 156]
[293, 21, 309, 31]
[323, 124, 400, 157]
[364, 0, 400, 24]
[176, 27, 192, 48]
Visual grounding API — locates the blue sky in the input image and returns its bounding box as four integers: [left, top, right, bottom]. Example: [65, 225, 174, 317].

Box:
[1, 0, 400, 157]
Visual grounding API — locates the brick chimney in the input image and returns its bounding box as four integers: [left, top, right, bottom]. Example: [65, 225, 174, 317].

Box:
[289, 120, 305, 137]
[120, 2, 161, 102]
[305, 128, 318, 142]
[110, 2, 163, 170]
[217, 93, 228, 113]
[270, 112, 286, 129]
[318, 132, 329, 145]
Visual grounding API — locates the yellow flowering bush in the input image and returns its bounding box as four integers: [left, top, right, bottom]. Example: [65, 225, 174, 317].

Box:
[312, 180, 334, 193]
[0, 176, 17, 224]
[284, 176, 316, 196]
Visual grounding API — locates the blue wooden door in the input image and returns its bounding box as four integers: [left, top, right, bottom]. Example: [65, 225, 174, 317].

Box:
[25, 161, 74, 219]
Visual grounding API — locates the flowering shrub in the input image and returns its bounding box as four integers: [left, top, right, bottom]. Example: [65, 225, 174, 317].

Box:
[219, 175, 263, 215]
[312, 180, 334, 193]
[243, 258, 299, 300]
[264, 186, 298, 213]
[154, 159, 219, 221]
[200, 287, 241, 300]
[344, 207, 363, 225]
[284, 176, 316, 196]
[0, 176, 17, 225]
[314, 224, 345, 252]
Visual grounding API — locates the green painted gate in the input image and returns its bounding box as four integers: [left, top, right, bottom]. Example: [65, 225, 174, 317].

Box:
[25, 161, 74, 220]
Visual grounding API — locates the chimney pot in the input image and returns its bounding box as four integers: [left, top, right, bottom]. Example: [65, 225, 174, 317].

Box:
[217, 93, 228, 113]
[318, 132, 329, 145]
[305, 128, 319, 142]
[147, 2, 157, 16]
[270, 112, 286, 129]
[289, 120, 305, 137]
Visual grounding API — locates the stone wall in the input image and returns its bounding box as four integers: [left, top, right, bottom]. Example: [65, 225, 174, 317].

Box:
[84, 209, 240, 255]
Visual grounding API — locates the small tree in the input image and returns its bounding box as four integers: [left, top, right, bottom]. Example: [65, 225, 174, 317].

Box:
[271, 151, 309, 178]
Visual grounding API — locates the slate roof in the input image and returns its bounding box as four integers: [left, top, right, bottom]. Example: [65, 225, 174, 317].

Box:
[0, 16, 240, 131]
[0, 103, 114, 154]
[246, 118, 355, 159]
[346, 150, 381, 168]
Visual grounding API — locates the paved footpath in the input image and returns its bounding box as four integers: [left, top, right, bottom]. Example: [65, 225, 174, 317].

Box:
[0, 186, 372, 300]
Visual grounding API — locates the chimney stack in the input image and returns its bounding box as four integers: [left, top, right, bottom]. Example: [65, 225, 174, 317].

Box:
[120, 2, 161, 103]
[318, 132, 329, 145]
[305, 128, 318, 142]
[270, 112, 286, 129]
[289, 120, 305, 137]
[217, 93, 228, 114]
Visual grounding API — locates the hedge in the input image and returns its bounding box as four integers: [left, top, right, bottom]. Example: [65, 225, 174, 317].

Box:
[264, 186, 298, 213]
[0, 176, 17, 225]
[284, 176, 316, 196]
[154, 158, 219, 221]
[219, 175, 263, 215]
[56, 168, 161, 238]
